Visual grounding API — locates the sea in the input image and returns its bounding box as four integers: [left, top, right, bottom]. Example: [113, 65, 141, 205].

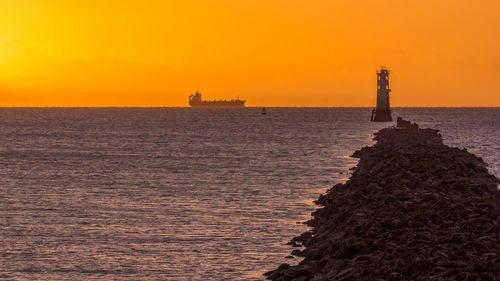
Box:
[0, 108, 498, 280]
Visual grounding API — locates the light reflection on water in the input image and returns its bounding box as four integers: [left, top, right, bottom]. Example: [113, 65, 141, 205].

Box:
[0, 107, 497, 280]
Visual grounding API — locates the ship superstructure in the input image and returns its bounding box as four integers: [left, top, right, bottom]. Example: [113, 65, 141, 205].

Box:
[188, 91, 245, 108]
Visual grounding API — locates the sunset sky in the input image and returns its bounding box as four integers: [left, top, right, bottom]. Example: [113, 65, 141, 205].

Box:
[0, 0, 499, 106]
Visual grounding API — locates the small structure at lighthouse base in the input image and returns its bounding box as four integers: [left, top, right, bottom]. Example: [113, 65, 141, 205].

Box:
[371, 66, 393, 122]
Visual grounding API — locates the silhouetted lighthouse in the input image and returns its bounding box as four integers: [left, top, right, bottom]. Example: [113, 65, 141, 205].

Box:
[371, 66, 393, 122]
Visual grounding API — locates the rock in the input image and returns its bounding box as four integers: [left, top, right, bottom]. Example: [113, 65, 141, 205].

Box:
[291, 232, 312, 244]
[278, 264, 291, 270]
[295, 276, 307, 281]
[265, 124, 500, 280]
[286, 241, 300, 247]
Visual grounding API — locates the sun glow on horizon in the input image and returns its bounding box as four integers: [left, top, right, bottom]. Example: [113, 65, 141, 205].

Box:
[0, 0, 499, 107]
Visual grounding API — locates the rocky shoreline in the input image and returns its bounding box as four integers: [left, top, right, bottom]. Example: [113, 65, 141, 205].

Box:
[265, 124, 499, 280]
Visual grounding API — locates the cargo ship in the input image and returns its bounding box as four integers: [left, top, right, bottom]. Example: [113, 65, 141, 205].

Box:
[188, 91, 245, 108]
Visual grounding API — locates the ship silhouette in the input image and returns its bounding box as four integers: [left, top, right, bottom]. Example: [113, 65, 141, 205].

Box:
[188, 91, 246, 108]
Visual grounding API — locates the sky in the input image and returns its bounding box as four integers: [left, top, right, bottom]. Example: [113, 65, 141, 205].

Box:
[0, 0, 499, 106]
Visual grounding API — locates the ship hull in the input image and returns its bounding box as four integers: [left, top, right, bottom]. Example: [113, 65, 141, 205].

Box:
[189, 101, 246, 108]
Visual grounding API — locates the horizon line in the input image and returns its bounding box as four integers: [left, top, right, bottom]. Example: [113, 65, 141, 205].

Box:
[0, 106, 498, 108]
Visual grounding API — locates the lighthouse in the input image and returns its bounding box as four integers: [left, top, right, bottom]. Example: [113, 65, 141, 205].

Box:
[371, 66, 393, 122]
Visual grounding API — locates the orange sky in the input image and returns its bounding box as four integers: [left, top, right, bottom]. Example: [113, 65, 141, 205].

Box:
[0, 0, 499, 106]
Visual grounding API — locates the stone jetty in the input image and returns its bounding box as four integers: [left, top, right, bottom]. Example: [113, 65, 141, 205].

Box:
[265, 123, 499, 280]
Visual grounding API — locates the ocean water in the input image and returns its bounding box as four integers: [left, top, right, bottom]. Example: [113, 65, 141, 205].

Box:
[0, 108, 498, 280]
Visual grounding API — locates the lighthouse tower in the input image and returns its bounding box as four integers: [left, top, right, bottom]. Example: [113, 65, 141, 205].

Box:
[371, 66, 393, 122]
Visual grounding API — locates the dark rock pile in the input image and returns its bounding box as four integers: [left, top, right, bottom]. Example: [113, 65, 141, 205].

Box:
[265, 125, 499, 281]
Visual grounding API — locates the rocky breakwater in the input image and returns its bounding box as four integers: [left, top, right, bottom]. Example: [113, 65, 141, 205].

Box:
[265, 124, 499, 280]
